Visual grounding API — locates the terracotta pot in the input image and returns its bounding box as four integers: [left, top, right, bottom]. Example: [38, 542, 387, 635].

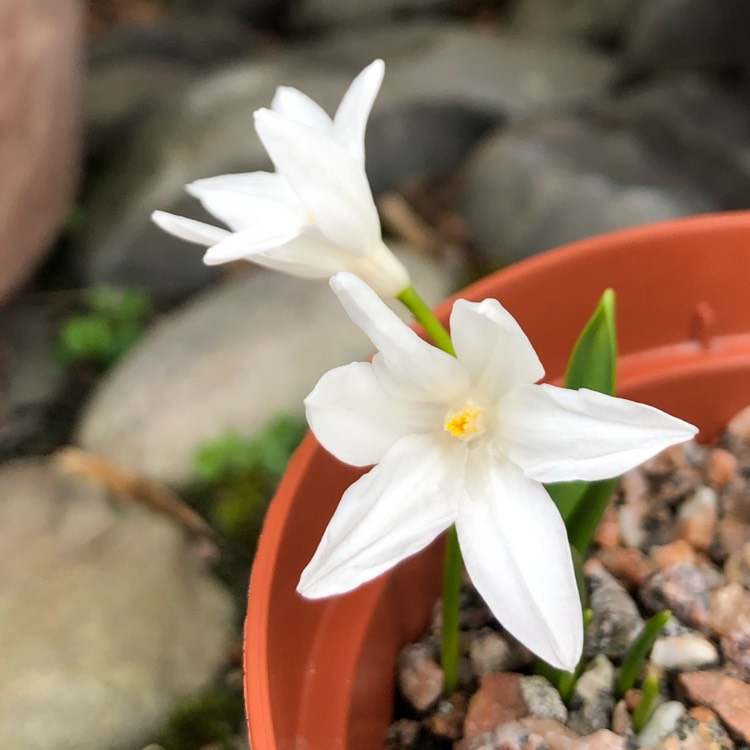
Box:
[0, 0, 81, 304]
[245, 212, 750, 749]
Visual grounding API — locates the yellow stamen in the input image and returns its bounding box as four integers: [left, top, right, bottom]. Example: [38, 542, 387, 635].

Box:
[444, 404, 483, 439]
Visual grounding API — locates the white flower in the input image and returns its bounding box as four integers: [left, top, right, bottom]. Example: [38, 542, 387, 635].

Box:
[151, 60, 411, 298]
[299, 272, 698, 671]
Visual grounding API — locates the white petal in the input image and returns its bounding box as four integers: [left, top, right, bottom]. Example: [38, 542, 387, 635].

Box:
[151, 211, 230, 247]
[331, 273, 469, 403]
[272, 86, 334, 133]
[305, 361, 442, 466]
[203, 225, 302, 265]
[297, 434, 457, 598]
[254, 109, 380, 251]
[451, 299, 545, 400]
[189, 171, 300, 204]
[499, 383, 699, 483]
[333, 59, 384, 164]
[246, 233, 410, 295]
[187, 187, 307, 233]
[457, 457, 583, 671]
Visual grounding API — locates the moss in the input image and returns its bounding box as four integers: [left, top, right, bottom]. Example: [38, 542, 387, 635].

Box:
[155, 681, 245, 750]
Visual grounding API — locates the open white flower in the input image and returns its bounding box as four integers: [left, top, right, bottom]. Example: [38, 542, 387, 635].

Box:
[151, 60, 411, 298]
[299, 272, 698, 671]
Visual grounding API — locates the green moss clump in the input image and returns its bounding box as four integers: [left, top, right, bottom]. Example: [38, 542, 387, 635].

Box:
[154, 683, 245, 750]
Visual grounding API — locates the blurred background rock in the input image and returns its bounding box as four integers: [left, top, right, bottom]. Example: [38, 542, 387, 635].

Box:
[3, 0, 750, 747]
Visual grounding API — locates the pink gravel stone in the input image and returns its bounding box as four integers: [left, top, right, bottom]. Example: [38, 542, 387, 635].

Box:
[679, 671, 750, 744]
[705, 448, 739, 488]
[463, 673, 528, 739]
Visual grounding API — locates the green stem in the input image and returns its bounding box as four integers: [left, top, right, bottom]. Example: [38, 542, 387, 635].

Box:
[396, 285, 460, 692]
[442, 525, 462, 694]
[396, 286, 456, 356]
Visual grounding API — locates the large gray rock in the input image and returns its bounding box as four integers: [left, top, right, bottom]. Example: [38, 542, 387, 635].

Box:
[622, 0, 750, 75]
[86, 13, 261, 155]
[76, 247, 452, 486]
[461, 115, 718, 267]
[78, 21, 614, 293]
[293, 0, 452, 28]
[511, 0, 639, 43]
[0, 458, 234, 750]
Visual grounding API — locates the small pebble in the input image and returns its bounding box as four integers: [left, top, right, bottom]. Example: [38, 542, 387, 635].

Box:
[594, 505, 621, 549]
[650, 633, 719, 671]
[639, 562, 718, 632]
[463, 673, 527, 739]
[387, 718, 421, 749]
[567, 654, 615, 735]
[652, 540, 698, 570]
[520, 675, 567, 723]
[679, 671, 750, 745]
[638, 701, 686, 747]
[424, 694, 467, 741]
[706, 448, 739, 488]
[398, 643, 444, 712]
[716, 517, 750, 556]
[585, 559, 644, 658]
[655, 706, 735, 750]
[675, 486, 718, 553]
[469, 628, 528, 677]
[611, 699, 632, 737]
[595, 546, 655, 590]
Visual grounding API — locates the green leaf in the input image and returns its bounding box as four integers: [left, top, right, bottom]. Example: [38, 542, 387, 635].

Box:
[564, 288, 617, 394]
[615, 610, 671, 699]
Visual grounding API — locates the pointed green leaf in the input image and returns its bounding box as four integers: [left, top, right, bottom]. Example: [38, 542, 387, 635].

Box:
[564, 288, 617, 394]
[615, 610, 672, 699]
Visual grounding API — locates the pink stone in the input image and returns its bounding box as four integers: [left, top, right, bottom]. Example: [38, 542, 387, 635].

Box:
[705, 448, 739, 488]
[463, 673, 527, 739]
[679, 671, 750, 744]
[727, 406, 750, 442]
[0, 1, 80, 304]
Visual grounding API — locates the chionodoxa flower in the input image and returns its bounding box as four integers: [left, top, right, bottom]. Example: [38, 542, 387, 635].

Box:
[299, 272, 697, 671]
[151, 60, 411, 298]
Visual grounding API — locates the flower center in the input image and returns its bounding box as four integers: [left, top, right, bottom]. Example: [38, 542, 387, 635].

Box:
[444, 400, 485, 442]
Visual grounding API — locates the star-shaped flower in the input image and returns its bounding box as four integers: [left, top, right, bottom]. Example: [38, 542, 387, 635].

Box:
[299, 273, 698, 670]
[152, 60, 411, 297]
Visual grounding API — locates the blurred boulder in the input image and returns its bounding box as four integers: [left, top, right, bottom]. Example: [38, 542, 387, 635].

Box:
[0, 457, 234, 750]
[0, 0, 80, 305]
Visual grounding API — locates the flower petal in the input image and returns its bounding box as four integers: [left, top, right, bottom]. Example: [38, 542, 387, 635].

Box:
[272, 86, 334, 133]
[297, 434, 457, 598]
[331, 273, 469, 403]
[333, 59, 384, 164]
[203, 224, 302, 265]
[151, 211, 230, 247]
[451, 298, 545, 399]
[305, 361, 442, 466]
[254, 108, 380, 251]
[187, 187, 307, 233]
[457, 456, 583, 671]
[499, 383, 699, 483]
[189, 171, 300, 204]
